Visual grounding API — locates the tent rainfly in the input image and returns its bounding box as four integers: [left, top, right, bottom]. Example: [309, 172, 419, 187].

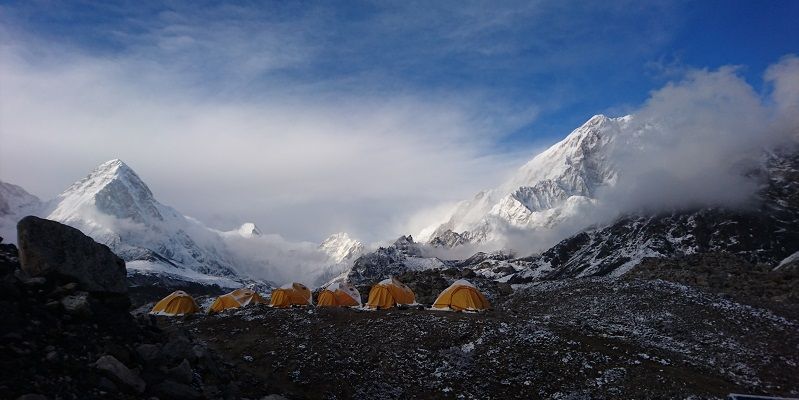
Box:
[317, 281, 362, 307]
[270, 282, 312, 308]
[432, 279, 490, 311]
[365, 277, 415, 309]
[150, 290, 200, 316]
[208, 288, 267, 314]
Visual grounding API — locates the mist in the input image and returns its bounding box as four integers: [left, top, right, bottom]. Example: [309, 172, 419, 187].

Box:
[421, 56, 799, 259]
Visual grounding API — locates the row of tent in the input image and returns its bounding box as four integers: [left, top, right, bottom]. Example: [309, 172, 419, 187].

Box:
[150, 277, 490, 316]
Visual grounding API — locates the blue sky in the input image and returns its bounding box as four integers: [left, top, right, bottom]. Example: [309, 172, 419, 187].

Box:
[1, 1, 798, 242]
[3, 1, 797, 148]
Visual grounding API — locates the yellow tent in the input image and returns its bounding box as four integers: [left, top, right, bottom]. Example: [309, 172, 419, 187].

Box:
[432, 280, 490, 311]
[208, 295, 241, 314]
[317, 281, 361, 307]
[229, 288, 267, 307]
[209, 287, 267, 314]
[366, 277, 416, 309]
[150, 290, 200, 316]
[270, 282, 312, 308]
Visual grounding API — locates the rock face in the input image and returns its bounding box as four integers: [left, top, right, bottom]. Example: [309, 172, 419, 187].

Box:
[511, 148, 799, 281]
[0, 235, 249, 399]
[17, 216, 127, 293]
[94, 355, 146, 394]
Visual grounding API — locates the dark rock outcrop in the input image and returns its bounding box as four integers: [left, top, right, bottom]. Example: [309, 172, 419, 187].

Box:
[17, 216, 127, 294]
[0, 221, 244, 400]
[94, 355, 146, 394]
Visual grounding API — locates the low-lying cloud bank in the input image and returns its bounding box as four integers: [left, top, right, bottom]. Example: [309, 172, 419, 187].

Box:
[602, 57, 799, 214]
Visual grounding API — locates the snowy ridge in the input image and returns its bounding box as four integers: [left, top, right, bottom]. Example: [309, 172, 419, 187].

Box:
[45, 159, 241, 282]
[319, 232, 364, 263]
[425, 114, 631, 246]
[511, 149, 799, 281]
[0, 180, 44, 243]
[331, 235, 446, 286]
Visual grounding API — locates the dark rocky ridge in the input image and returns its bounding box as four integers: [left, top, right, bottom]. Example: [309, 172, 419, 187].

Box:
[17, 216, 127, 294]
[509, 148, 799, 281]
[0, 221, 261, 400]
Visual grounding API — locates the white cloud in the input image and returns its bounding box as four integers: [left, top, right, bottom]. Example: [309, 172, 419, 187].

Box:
[0, 28, 534, 243]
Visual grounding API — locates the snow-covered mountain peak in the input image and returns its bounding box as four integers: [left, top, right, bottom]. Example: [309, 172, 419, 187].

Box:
[426, 114, 632, 246]
[237, 222, 263, 238]
[48, 159, 166, 225]
[320, 232, 364, 263]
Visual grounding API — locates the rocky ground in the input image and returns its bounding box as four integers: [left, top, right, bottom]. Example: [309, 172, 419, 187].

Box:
[157, 265, 799, 400]
[2, 216, 798, 399]
[0, 218, 270, 400]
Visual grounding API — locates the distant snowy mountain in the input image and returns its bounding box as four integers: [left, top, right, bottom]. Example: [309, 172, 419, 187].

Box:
[223, 222, 263, 239]
[310, 232, 365, 286]
[423, 114, 632, 246]
[44, 159, 244, 287]
[319, 232, 364, 263]
[0, 180, 43, 243]
[327, 235, 446, 286]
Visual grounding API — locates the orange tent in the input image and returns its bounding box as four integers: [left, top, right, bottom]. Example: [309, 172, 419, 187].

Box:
[317, 281, 361, 307]
[432, 280, 490, 311]
[270, 282, 312, 308]
[229, 288, 267, 306]
[150, 290, 200, 316]
[208, 288, 267, 314]
[366, 277, 415, 309]
[208, 295, 241, 314]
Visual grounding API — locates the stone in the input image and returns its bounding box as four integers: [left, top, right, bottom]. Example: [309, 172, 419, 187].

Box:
[167, 359, 193, 384]
[17, 216, 127, 294]
[136, 343, 161, 363]
[461, 268, 477, 279]
[97, 377, 118, 392]
[162, 335, 195, 362]
[94, 355, 146, 394]
[152, 380, 202, 400]
[23, 276, 47, 286]
[60, 292, 92, 317]
[16, 395, 48, 400]
[496, 282, 513, 296]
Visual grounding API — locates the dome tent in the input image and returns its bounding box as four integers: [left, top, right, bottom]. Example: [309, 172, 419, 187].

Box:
[150, 290, 200, 316]
[432, 280, 490, 311]
[317, 281, 361, 307]
[366, 277, 416, 309]
[208, 287, 267, 314]
[270, 282, 312, 308]
[208, 294, 241, 314]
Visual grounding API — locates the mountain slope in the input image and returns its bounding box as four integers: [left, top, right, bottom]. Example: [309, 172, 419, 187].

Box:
[0, 180, 43, 243]
[511, 148, 799, 281]
[45, 159, 242, 287]
[333, 235, 446, 286]
[319, 232, 364, 264]
[425, 114, 631, 245]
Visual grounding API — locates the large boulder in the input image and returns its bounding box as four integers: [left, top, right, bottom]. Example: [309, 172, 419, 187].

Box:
[94, 355, 146, 394]
[16, 216, 127, 293]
